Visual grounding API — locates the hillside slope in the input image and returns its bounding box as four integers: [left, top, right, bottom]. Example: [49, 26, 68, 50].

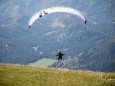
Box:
[0, 64, 115, 86]
[51, 37, 115, 72]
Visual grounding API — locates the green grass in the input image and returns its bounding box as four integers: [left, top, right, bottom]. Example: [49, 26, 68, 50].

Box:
[28, 58, 57, 67]
[0, 64, 115, 86]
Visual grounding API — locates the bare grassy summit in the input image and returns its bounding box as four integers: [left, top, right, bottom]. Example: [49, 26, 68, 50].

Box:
[0, 63, 115, 86]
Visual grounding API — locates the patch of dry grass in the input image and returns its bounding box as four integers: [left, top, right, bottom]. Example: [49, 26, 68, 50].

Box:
[0, 63, 115, 86]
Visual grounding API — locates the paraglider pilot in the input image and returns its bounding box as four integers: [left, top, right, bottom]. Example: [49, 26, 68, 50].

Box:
[56, 51, 65, 60]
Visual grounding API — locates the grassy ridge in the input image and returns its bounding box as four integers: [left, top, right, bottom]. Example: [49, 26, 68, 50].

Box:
[0, 64, 115, 86]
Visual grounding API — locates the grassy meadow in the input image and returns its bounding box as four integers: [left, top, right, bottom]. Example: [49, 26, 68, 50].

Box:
[28, 58, 57, 67]
[0, 63, 115, 86]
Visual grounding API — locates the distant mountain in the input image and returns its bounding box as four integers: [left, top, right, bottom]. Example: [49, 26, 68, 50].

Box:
[0, 0, 115, 72]
[51, 37, 115, 72]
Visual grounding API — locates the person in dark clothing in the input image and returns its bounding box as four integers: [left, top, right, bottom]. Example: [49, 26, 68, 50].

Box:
[56, 51, 65, 60]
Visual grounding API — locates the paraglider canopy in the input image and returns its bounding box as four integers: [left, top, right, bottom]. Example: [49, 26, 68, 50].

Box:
[28, 6, 87, 28]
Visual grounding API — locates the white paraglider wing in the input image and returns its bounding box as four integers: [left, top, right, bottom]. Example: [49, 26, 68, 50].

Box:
[28, 7, 87, 28]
